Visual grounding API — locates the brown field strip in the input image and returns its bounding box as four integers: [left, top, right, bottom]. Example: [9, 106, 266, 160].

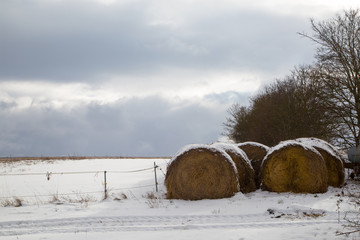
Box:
[0, 156, 171, 163]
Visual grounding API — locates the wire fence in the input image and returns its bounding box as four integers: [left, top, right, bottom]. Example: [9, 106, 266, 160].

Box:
[0, 160, 169, 201]
[0, 167, 158, 176]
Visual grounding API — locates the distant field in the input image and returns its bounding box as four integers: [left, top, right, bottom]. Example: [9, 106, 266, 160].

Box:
[0, 156, 171, 163]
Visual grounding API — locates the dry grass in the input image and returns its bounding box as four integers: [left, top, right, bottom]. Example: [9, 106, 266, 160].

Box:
[165, 147, 239, 200]
[65, 194, 96, 208]
[1, 197, 23, 207]
[261, 144, 328, 193]
[112, 192, 128, 201]
[143, 191, 167, 208]
[237, 142, 269, 188]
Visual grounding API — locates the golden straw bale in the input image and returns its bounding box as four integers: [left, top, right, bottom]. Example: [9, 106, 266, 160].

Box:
[213, 143, 256, 193]
[261, 141, 328, 193]
[165, 144, 239, 200]
[237, 142, 269, 188]
[295, 138, 345, 187]
[316, 148, 344, 187]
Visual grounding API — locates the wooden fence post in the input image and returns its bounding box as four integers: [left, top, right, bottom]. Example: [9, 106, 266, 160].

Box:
[154, 162, 158, 192]
[104, 171, 107, 199]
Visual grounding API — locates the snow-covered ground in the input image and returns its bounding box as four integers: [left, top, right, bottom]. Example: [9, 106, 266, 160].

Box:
[0, 158, 359, 240]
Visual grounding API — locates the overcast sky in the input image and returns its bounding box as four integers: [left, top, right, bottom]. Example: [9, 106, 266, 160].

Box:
[1, 0, 360, 157]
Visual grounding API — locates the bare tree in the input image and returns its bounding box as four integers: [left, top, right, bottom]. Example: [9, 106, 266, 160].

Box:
[224, 66, 337, 146]
[224, 104, 251, 143]
[299, 9, 360, 147]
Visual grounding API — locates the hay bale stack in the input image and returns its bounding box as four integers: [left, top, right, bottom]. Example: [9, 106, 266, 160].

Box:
[212, 143, 256, 193]
[261, 141, 328, 193]
[165, 144, 239, 200]
[237, 142, 269, 188]
[295, 138, 345, 187]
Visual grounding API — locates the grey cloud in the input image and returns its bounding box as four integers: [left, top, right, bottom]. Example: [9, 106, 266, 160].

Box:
[0, 96, 234, 157]
[0, 0, 315, 82]
[0, 100, 17, 110]
[0, 1, 159, 80]
[189, 10, 314, 70]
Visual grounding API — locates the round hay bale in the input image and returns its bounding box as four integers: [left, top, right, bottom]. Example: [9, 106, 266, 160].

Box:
[261, 141, 328, 193]
[295, 138, 345, 187]
[165, 144, 240, 200]
[237, 142, 269, 188]
[212, 143, 256, 193]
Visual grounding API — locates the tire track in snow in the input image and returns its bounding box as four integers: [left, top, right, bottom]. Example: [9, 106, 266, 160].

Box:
[0, 214, 344, 236]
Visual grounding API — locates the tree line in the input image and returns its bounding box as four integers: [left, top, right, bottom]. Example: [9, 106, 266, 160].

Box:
[225, 9, 360, 148]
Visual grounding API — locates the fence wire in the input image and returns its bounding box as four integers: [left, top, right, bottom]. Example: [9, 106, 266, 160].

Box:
[0, 168, 157, 176]
[0, 161, 168, 201]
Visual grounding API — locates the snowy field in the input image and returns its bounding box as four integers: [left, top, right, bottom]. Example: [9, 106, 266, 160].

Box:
[0, 158, 360, 240]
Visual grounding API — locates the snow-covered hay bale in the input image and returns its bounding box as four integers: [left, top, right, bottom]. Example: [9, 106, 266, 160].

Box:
[237, 142, 269, 188]
[165, 144, 239, 200]
[261, 141, 328, 193]
[295, 138, 344, 187]
[213, 143, 256, 193]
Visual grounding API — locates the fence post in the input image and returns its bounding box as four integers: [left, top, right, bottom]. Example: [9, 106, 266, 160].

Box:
[104, 171, 107, 199]
[154, 162, 158, 192]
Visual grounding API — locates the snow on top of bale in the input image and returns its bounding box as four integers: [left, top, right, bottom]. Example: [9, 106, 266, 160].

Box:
[237, 142, 270, 151]
[212, 142, 252, 167]
[169, 144, 238, 175]
[265, 140, 322, 160]
[294, 138, 338, 158]
[296, 138, 349, 163]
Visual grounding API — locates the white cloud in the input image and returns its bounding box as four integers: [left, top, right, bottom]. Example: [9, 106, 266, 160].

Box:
[0, 70, 255, 116]
[102, 68, 262, 100]
[0, 81, 117, 111]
